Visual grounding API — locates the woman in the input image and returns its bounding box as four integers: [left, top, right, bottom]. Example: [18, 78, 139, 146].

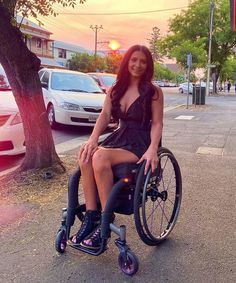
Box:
[70, 45, 164, 250]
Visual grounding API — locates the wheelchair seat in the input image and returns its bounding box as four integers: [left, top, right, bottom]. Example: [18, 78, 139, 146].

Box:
[112, 163, 140, 215]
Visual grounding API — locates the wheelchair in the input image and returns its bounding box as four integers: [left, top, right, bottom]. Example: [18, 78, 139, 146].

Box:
[55, 147, 182, 276]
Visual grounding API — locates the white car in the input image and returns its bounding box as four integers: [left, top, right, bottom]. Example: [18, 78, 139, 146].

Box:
[39, 68, 106, 128]
[179, 81, 213, 94]
[0, 65, 25, 156]
[178, 82, 194, 94]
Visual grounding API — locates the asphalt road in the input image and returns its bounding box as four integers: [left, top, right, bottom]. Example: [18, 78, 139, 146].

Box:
[0, 88, 186, 173]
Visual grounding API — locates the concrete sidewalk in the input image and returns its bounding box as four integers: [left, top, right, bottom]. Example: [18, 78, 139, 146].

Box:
[0, 94, 236, 283]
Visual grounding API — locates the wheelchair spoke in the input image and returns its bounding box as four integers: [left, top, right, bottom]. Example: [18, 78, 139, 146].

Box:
[160, 201, 166, 236]
[150, 202, 155, 232]
[156, 199, 170, 224]
[167, 197, 174, 206]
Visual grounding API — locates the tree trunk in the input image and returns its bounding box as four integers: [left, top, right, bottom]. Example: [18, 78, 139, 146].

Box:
[0, 5, 61, 171]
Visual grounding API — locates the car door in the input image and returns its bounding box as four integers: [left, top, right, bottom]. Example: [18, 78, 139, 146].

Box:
[40, 71, 51, 108]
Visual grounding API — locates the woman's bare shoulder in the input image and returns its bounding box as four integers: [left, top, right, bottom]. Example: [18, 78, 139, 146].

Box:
[152, 84, 163, 100]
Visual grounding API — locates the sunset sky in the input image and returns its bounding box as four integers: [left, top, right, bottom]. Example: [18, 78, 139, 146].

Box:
[32, 0, 190, 52]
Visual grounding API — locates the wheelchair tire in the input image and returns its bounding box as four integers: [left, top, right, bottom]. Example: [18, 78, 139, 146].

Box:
[118, 250, 139, 276]
[134, 147, 182, 246]
[55, 229, 67, 253]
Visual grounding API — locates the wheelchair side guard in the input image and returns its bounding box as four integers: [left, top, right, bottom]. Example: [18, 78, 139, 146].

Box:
[68, 168, 81, 209]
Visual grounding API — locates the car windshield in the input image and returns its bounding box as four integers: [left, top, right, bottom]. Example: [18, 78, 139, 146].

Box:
[0, 65, 11, 90]
[101, 75, 116, 86]
[51, 72, 104, 93]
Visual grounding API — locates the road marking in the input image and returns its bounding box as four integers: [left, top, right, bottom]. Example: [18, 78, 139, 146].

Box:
[196, 146, 223, 156]
[164, 105, 183, 112]
[175, 115, 195, 120]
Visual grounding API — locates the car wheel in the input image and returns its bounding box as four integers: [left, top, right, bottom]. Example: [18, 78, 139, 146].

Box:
[47, 104, 58, 129]
[179, 88, 183, 94]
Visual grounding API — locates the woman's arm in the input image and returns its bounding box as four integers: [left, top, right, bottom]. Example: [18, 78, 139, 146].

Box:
[149, 86, 164, 151]
[137, 86, 164, 174]
[79, 91, 112, 162]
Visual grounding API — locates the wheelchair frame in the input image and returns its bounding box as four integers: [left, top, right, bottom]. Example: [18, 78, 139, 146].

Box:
[55, 147, 182, 276]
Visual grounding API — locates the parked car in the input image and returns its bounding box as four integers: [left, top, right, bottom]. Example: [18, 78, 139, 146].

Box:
[87, 72, 116, 94]
[178, 82, 194, 94]
[195, 81, 213, 93]
[179, 81, 213, 94]
[39, 68, 106, 128]
[0, 65, 25, 156]
[153, 81, 165, 87]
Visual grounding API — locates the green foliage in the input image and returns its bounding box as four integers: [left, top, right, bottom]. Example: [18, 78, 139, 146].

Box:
[15, 0, 85, 18]
[154, 63, 176, 81]
[158, 0, 236, 80]
[105, 52, 123, 73]
[68, 53, 96, 73]
[68, 52, 123, 74]
[220, 58, 236, 82]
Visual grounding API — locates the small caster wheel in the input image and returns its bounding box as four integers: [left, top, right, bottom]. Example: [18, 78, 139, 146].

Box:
[55, 229, 67, 253]
[118, 250, 139, 276]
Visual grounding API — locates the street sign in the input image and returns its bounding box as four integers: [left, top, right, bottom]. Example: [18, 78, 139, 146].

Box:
[187, 53, 192, 67]
[207, 64, 216, 68]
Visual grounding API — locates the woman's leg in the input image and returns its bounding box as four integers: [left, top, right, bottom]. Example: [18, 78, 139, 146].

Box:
[81, 148, 139, 249]
[92, 148, 139, 210]
[70, 157, 100, 245]
[78, 158, 98, 211]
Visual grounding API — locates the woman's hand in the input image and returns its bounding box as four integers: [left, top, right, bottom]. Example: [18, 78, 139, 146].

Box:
[78, 138, 98, 163]
[137, 147, 159, 175]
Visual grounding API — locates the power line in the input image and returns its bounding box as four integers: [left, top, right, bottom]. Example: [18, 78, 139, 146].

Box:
[58, 6, 189, 16]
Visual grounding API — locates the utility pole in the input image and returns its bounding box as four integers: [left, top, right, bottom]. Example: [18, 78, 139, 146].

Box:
[206, 1, 215, 97]
[90, 25, 103, 61]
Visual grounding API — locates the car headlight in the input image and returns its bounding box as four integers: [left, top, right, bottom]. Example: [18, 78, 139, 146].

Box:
[59, 102, 81, 111]
[10, 112, 22, 125]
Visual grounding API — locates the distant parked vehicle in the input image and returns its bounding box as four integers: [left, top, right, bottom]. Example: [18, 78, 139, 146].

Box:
[0, 65, 25, 156]
[179, 82, 194, 94]
[39, 68, 106, 128]
[196, 81, 213, 93]
[153, 81, 165, 87]
[87, 72, 117, 94]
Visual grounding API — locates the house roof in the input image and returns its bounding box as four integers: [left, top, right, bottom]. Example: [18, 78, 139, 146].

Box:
[54, 41, 92, 54]
[16, 15, 51, 34]
[38, 57, 66, 69]
[54, 41, 106, 57]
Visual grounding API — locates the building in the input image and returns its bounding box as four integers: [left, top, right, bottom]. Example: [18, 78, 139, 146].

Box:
[53, 41, 107, 68]
[53, 41, 94, 67]
[17, 16, 107, 69]
[17, 16, 64, 68]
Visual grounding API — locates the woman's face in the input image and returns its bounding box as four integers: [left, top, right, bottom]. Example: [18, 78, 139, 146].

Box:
[128, 50, 147, 79]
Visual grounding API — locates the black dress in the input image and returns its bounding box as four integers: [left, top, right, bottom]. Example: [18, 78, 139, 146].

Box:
[101, 94, 152, 159]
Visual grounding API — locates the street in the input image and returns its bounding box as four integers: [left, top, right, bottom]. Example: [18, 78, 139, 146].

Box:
[0, 87, 187, 174]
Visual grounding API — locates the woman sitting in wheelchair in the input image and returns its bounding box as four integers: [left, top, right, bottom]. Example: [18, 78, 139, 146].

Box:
[69, 44, 164, 250]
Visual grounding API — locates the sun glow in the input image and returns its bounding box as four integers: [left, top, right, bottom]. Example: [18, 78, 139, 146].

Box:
[108, 40, 121, 50]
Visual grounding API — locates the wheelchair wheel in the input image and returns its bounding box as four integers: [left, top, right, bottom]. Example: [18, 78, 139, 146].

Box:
[134, 147, 182, 246]
[55, 229, 67, 253]
[118, 250, 139, 276]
